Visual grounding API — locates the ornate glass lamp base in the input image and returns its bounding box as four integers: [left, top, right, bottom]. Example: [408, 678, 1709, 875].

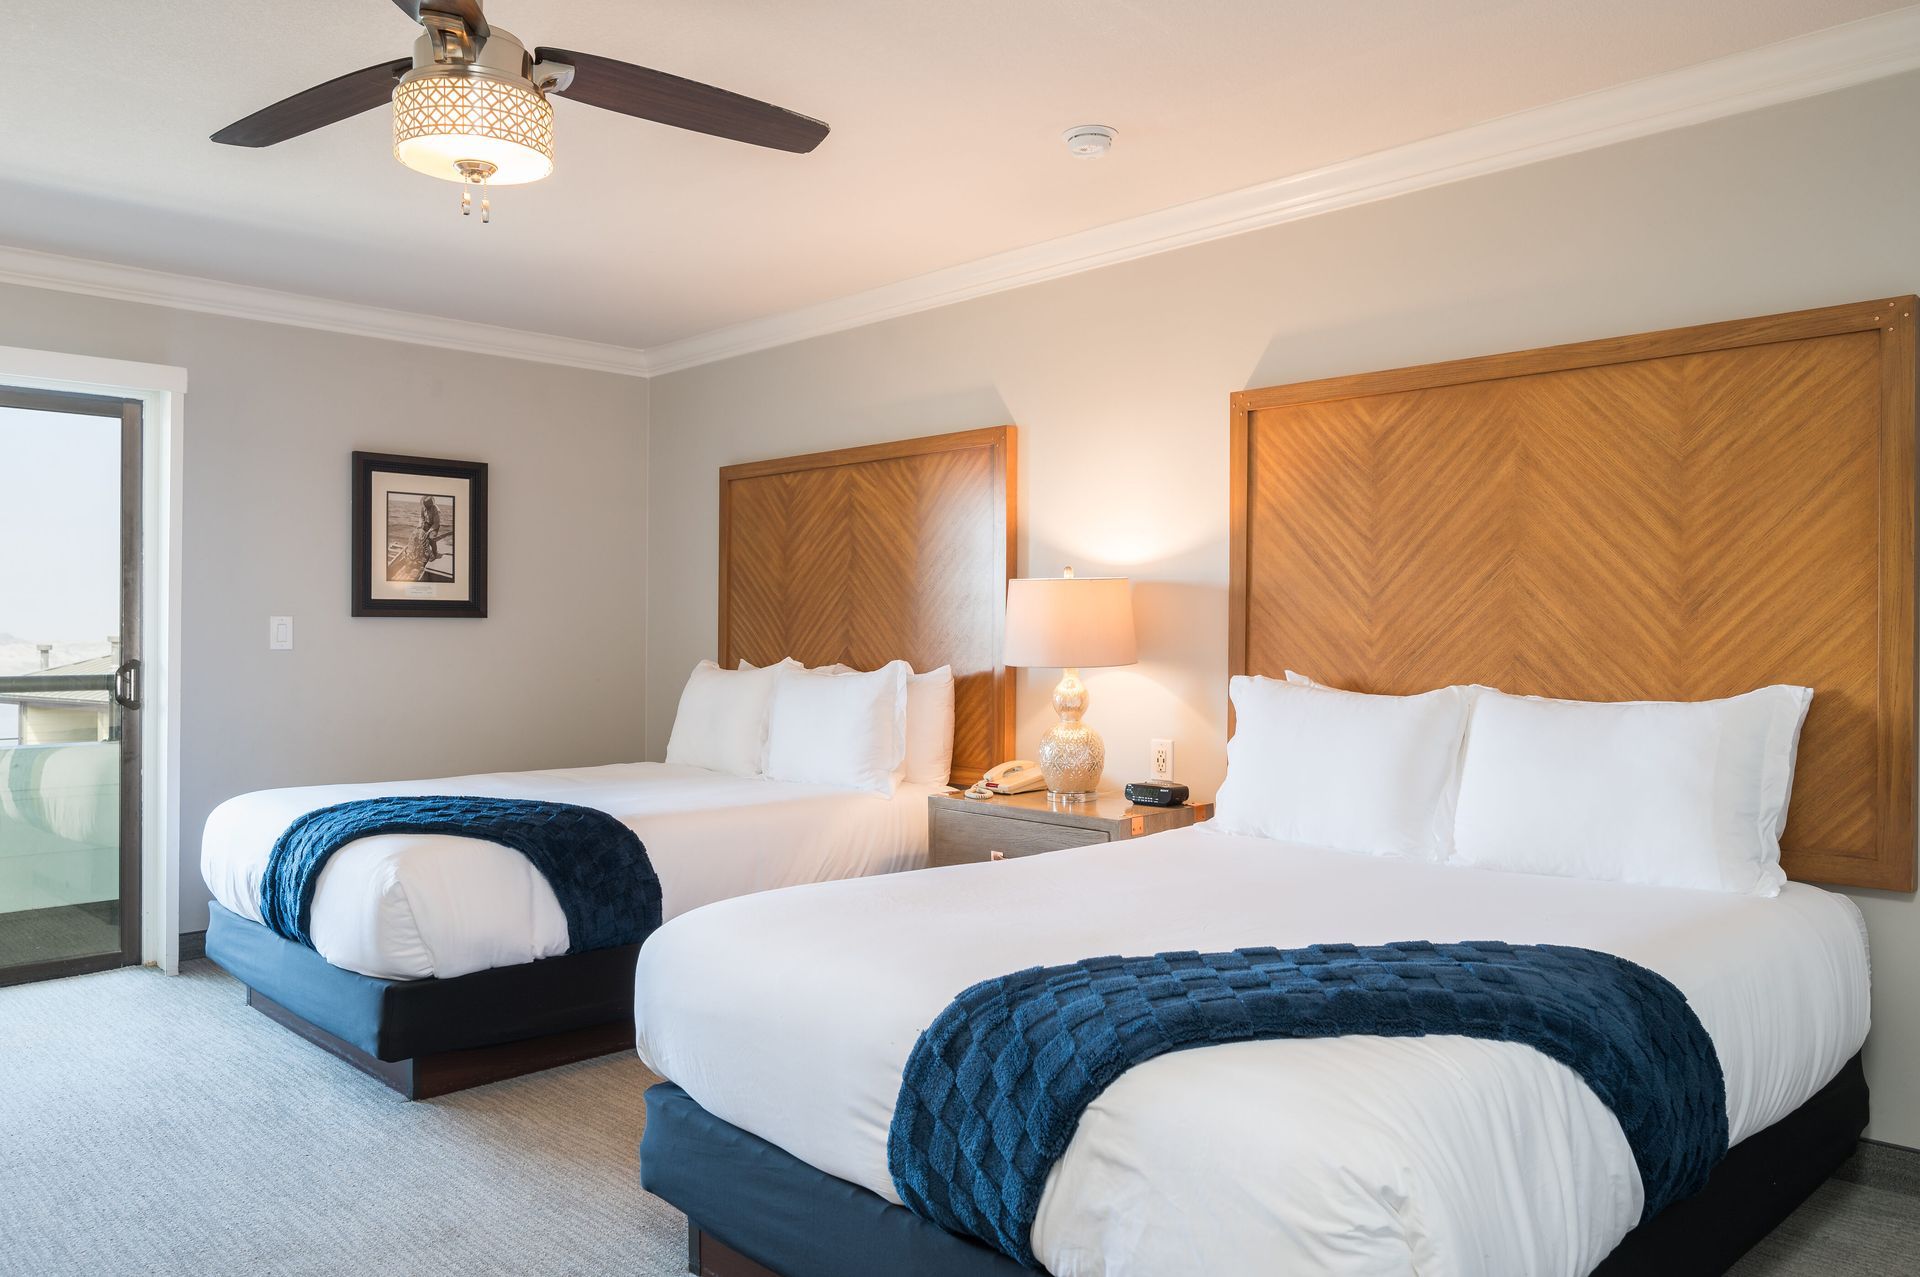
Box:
[1039, 667, 1105, 798]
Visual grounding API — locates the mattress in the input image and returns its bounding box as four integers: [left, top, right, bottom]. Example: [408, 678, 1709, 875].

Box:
[633, 824, 1871, 1277]
[203, 762, 942, 981]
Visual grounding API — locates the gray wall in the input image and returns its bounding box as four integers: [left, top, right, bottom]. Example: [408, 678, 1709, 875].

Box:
[647, 71, 1920, 1147]
[0, 284, 651, 933]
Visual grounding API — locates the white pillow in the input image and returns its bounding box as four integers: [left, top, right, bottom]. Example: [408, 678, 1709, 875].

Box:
[1451, 686, 1812, 895]
[903, 666, 955, 786]
[737, 658, 803, 672]
[773, 660, 952, 786]
[664, 660, 784, 776]
[764, 663, 910, 793]
[1213, 675, 1473, 859]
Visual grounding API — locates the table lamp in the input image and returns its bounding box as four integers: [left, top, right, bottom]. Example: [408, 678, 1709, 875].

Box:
[1003, 567, 1138, 799]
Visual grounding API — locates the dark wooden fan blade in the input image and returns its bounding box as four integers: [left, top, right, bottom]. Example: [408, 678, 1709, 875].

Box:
[211, 58, 412, 147]
[391, 0, 490, 40]
[535, 48, 829, 153]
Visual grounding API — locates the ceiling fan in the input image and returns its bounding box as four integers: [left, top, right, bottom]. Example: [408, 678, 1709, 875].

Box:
[211, 0, 829, 221]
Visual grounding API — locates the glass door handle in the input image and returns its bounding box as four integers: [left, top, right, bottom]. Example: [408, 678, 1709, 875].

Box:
[113, 658, 142, 711]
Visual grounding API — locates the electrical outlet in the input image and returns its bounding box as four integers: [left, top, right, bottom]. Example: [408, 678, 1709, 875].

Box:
[1150, 738, 1175, 782]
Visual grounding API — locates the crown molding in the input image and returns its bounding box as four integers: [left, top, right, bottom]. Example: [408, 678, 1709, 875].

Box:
[642, 7, 1920, 375]
[0, 244, 653, 378]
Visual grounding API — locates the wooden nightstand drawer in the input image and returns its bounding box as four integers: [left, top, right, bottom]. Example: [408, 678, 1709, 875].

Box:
[928, 791, 1212, 869]
[929, 806, 1109, 867]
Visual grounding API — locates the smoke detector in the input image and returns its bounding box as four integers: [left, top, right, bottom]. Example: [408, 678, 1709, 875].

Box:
[1062, 124, 1117, 159]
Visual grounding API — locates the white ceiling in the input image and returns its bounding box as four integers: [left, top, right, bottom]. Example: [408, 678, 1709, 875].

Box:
[0, 0, 1907, 352]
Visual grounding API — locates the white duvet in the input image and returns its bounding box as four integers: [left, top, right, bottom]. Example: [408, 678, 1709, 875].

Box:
[633, 823, 1870, 1277]
[202, 762, 941, 981]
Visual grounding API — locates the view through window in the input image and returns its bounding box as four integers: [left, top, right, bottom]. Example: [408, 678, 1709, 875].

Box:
[0, 407, 119, 740]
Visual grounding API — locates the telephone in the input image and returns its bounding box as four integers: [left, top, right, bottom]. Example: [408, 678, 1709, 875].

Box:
[978, 760, 1047, 795]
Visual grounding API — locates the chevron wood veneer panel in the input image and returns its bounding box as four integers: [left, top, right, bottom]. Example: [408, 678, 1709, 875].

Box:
[1231, 299, 1917, 890]
[719, 427, 1016, 787]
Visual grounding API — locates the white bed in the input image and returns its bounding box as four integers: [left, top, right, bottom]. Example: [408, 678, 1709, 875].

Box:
[203, 761, 943, 981]
[633, 823, 1871, 1277]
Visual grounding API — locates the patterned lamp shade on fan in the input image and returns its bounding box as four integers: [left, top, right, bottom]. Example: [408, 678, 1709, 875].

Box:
[392, 67, 554, 221]
[1003, 569, 1138, 799]
[392, 71, 555, 184]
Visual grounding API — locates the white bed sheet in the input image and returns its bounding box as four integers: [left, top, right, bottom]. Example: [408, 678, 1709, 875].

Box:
[633, 823, 1871, 1277]
[202, 762, 941, 981]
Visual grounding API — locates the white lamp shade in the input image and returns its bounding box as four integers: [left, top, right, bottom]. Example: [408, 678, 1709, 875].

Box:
[1003, 575, 1138, 669]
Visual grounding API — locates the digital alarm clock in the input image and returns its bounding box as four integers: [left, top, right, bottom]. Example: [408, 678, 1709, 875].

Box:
[1124, 781, 1189, 807]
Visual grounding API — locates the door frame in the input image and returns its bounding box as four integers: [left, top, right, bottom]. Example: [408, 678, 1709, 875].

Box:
[0, 345, 186, 975]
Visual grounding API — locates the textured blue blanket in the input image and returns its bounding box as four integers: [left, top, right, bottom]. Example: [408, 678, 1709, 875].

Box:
[889, 940, 1726, 1267]
[259, 795, 661, 956]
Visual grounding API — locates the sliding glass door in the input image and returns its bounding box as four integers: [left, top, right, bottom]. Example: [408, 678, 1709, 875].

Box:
[0, 386, 141, 985]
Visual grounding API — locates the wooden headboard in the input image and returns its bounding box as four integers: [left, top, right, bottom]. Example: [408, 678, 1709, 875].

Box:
[1230, 299, 1917, 891]
[719, 427, 1017, 787]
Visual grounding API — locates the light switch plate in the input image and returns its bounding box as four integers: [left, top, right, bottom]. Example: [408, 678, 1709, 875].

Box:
[1150, 738, 1174, 782]
[269, 616, 294, 651]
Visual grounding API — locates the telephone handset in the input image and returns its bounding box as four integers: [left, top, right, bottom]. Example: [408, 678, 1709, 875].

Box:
[977, 760, 1047, 795]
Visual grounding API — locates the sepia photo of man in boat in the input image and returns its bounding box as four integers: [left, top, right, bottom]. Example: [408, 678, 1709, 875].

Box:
[385, 491, 455, 583]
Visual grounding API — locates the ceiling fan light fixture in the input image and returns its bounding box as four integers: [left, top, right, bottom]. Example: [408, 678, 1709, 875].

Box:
[392, 68, 554, 186]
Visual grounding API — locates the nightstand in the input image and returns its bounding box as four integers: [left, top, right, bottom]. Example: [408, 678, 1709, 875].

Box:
[927, 790, 1213, 868]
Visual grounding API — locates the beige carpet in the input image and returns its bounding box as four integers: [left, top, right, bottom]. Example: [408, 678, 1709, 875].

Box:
[1, 961, 687, 1277]
[5, 960, 1916, 1277]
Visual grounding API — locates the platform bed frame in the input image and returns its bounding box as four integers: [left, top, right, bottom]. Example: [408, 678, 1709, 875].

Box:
[205, 902, 640, 1099]
[644, 1055, 1868, 1277]
[245, 990, 634, 1101]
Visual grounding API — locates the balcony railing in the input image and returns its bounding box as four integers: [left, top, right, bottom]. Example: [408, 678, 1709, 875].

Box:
[0, 675, 117, 695]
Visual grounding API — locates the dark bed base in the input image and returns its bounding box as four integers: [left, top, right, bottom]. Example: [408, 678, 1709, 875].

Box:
[642, 1052, 1868, 1277]
[1591, 1050, 1868, 1275]
[245, 987, 636, 1100]
[205, 901, 640, 1099]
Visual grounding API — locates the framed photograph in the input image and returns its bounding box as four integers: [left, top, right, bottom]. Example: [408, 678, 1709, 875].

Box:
[352, 451, 488, 618]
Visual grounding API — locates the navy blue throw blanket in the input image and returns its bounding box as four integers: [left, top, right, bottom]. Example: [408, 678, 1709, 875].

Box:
[260, 796, 661, 956]
[889, 940, 1726, 1267]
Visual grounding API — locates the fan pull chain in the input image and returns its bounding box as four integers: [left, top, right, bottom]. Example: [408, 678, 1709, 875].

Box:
[453, 160, 498, 224]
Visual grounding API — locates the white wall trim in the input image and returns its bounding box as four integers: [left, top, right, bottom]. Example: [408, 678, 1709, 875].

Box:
[3, 10, 1918, 380]
[0, 346, 188, 974]
[0, 245, 652, 379]
[641, 7, 1920, 375]
[0, 344, 188, 396]
[145, 381, 186, 974]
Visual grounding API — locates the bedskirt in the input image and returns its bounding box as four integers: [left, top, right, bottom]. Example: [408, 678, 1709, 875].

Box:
[642, 1081, 1027, 1277]
[205, 901, 639, 1062]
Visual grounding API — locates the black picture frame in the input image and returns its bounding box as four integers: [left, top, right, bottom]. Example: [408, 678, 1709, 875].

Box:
[351, 451, 488, 618]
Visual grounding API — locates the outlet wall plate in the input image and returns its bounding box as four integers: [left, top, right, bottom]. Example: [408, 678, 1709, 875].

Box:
[1150, 738, 1174, 782]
